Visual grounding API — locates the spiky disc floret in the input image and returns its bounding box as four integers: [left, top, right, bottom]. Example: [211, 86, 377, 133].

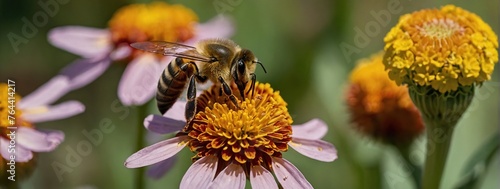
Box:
[183, 83, 293, 171]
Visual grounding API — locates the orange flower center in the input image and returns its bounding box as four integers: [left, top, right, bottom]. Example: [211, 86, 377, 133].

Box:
[181, 83, 293, 170]
[108, 2, 198, 46]
[0, 83, 31, 139]
[347, 53, 424, 145]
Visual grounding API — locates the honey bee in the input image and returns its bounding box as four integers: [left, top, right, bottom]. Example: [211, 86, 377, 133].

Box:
[131, 38, 266, 121]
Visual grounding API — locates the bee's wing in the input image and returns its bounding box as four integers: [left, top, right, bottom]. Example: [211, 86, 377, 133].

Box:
[130, 41, 212, 62]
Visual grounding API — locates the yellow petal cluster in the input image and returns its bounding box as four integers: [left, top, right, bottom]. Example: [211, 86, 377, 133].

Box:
[186, 82, 293, 166]
[0, 83, 27, 129]
[383, 5, 498, 93]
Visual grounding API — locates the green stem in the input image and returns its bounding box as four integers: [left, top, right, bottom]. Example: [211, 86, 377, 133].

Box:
[134, 105, 147, 189]
[421, 119, 456, 189]
[407, 85, 474, 189]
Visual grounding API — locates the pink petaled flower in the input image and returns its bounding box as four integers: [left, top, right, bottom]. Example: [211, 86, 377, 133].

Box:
[0, 76, 85, 163]
[48, 2, 233, 106]
[126, 82, 337, 188]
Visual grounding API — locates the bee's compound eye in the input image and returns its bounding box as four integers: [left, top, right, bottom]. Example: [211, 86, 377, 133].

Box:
[238, 60, 246, 74]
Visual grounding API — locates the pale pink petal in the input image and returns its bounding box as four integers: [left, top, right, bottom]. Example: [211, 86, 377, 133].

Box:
[186, 15, 234, 45]
[16, 127, 64, 152]
[289, 138, 337, 162]
[250, 165, 278, 189]
[147, 155, 177, 179]
[146, 132, 165, 145]
[110, 45, 132, 60]
[18, 75, 70, 109]
[118, 54, 163, 106]
[1, 138, 13, 160]
[180, 156, 218, 189]
[163, 101, 187, 121]
[1, 138, 33, 162]
[60, 57, 112, 90]
[48, 26, 112, 58]
[144, 114, 185, 134]
[22, 101, 85, 123]
[272, 158, 313, 189]
[13, 146, 33, 162]
[125, 136, 188, 168]
[209, 163, 246, 189]
[291, 119, 328, 140]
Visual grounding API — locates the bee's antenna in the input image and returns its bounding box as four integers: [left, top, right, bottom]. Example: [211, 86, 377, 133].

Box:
[254, 61, 267, 73]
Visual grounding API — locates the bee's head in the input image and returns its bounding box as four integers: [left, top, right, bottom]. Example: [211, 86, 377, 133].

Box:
[232, 49, 266, 98]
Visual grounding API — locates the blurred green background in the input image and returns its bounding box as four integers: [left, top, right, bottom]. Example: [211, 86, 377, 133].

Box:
[0, 0, 498, 188]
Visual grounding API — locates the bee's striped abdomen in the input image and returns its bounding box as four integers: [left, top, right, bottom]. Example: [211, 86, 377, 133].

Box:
[156, 58, 194, 114]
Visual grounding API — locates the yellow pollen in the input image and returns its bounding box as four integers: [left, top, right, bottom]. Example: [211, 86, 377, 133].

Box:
[0, 84, 22, 128]
[203, 100, 284, 142]
[108, 2, 198, 45]
[383, 5, 498, 93]
[418, 18, 463, 41]
[0, 84, 32, 138]
[186, 82, 293, 166]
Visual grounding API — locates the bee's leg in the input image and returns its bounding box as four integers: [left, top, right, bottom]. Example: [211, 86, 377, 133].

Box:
[196, 75, 208, 82]
[187, 61, 208, 83]
[188, 61, 201, 75]
[219, 87, 223, 96]
[218, 76, 239, 108]
[185, 75, 197, 122]
[236, 81, 246, 99]
[246, 73, 257, 97]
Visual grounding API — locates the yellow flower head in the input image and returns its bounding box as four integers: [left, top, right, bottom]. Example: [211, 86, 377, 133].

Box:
[108, 2, 198, 45]
[183, 82, 293, 166]
[383, 5, 498, 93]
[347, 53, 424, 145]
